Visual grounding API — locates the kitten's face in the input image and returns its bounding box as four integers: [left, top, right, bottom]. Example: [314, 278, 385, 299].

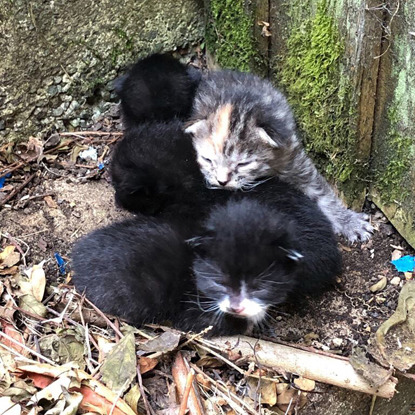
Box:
[191, 236, 300, 325]
[185, 104, 277, 190]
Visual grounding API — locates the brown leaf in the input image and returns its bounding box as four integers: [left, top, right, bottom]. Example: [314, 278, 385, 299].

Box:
[138, 356, 158, 374]
[3, 323, 26, 355]
[22, 261, 47, 302]
[0, 246, 20, 268]
[370, 276, 387, 293]
[44, 195, 58, 209]
[293, 377, 315, 392]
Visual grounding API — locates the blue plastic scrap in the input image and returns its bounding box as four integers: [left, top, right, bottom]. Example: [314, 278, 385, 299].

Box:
[97, 162, 105, 170]
[54, 252, 66, 274]
[391, 255, 415, 273]
[0, 173, 11, 189]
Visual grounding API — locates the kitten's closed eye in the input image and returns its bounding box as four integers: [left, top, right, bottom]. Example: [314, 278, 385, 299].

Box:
[236, 161, 251, 168]
[202, 156, 213, 164]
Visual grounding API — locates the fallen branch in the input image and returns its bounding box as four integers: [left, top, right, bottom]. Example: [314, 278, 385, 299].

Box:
[212, 336, 397, 399]
[0, 172, 37, 206]
[172, 352, 205, 415]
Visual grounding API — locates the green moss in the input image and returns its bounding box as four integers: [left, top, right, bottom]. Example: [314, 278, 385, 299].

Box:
[375, 107, 412, 203]
[278, 1, 357, 187]
[206, 0, 257, 71]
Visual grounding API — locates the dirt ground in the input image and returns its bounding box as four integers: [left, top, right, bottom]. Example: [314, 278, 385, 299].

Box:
[0, 108, 414, 414]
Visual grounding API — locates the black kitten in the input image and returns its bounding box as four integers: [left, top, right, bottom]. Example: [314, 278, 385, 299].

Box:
[72, 217, 192, 324]
[114, 54, 200, 128]
[72, 197, 341, 336]
[110, 120, 229, 235]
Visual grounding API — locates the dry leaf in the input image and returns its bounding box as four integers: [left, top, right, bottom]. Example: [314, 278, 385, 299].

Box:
[138, 356, 158, 374]
[293, 377, 315, 391]
[100, 332, 137, 394]
[370, 276, 387, 292]
[138, 331, 180, 353]
[349, 347, 393, 388]
[124, 384, 141, 415]
[0, 246, 20, 268]
[24, 261, 46, 301]
[39, 327, 86, 367]
[374, 281, 415, 371]
[44, 195, 58, 209]
[19, 294, 47, 318]
[277, 387, 296, 404]
[3, 323, 26, 355]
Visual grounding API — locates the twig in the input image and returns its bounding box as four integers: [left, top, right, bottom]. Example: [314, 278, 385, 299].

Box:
[0, 330, 56, 365]
[1, 232, 29, 267]
[178, 369, 196, 415]
[0, 172, 37, 206]
[190, 363, 257, 415]
[369, 395, 377, 415]
[109, 378, 130, 415]
[82, 296, 124, 339]
[59, 131, 123, 136]
[172, 352, 205, 415]
[136, 363, 155, 415]
[12, 305, 48, 321]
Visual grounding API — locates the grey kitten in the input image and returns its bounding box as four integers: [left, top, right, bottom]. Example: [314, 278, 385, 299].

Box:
[185, 70, 372, 242]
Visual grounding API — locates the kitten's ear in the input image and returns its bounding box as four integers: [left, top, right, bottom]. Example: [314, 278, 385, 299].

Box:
[184, 120, 208, 135]
[256, 127, 280, 148]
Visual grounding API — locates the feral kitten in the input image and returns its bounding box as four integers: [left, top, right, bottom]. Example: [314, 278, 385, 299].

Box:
[185, 70, 373, 243]
[114, 53, 200, 128]
[72, 217, 191, 324]
[110, 120, 229, 235]
[72, 197, 341, 336]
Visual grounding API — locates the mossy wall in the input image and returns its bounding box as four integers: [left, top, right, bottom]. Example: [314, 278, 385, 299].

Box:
[0, 0, 204, 144]
[269, 0, 383, 209]
[370, 1, 415, 248]
[205, 0, 269, 76]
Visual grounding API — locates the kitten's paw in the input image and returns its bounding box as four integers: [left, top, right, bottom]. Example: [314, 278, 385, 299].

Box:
[338, 210, 373, 243]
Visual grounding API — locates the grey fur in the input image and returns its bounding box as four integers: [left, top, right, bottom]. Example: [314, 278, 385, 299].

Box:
[186, 70, 372, 242]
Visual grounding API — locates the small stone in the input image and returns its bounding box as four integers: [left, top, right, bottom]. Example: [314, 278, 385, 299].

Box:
[54, 76, 62, 84]
[332, 338, 343, 347]
[390, 276, 401, 286]
[404, 272, 413, 280]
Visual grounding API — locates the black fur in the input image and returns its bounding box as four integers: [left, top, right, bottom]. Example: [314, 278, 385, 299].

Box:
[110, 120, 229, 235]
[72, 217, 192, 324]
[115, 54, 200, 128]
[72, 193, 341, 336]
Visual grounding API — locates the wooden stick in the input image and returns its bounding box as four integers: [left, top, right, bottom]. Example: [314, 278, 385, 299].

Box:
[59, 131, 123, 136]
[212, 336, 397, 399]
[172, 352, 205, 415]
[178, 369, 195, 415]
[0, 172, 37, 206]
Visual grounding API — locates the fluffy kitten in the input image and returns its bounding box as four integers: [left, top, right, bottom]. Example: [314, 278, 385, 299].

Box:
[114, 53, 200, 128]
[72, 196, 341, 336]
[185, 70, 373, 243]
[110, 120, 229, 235]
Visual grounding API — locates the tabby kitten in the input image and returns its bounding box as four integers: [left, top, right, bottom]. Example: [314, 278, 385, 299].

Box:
[185, 70, 373, 243]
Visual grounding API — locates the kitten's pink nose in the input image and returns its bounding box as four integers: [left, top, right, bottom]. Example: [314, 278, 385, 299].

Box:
[229, 305, 245, 314]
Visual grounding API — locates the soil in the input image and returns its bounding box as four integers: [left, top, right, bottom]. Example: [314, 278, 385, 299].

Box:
[0, 105, 414, 414]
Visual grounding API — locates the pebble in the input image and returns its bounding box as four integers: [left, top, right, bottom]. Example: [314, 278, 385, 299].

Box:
[390, 276, 401, 286]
